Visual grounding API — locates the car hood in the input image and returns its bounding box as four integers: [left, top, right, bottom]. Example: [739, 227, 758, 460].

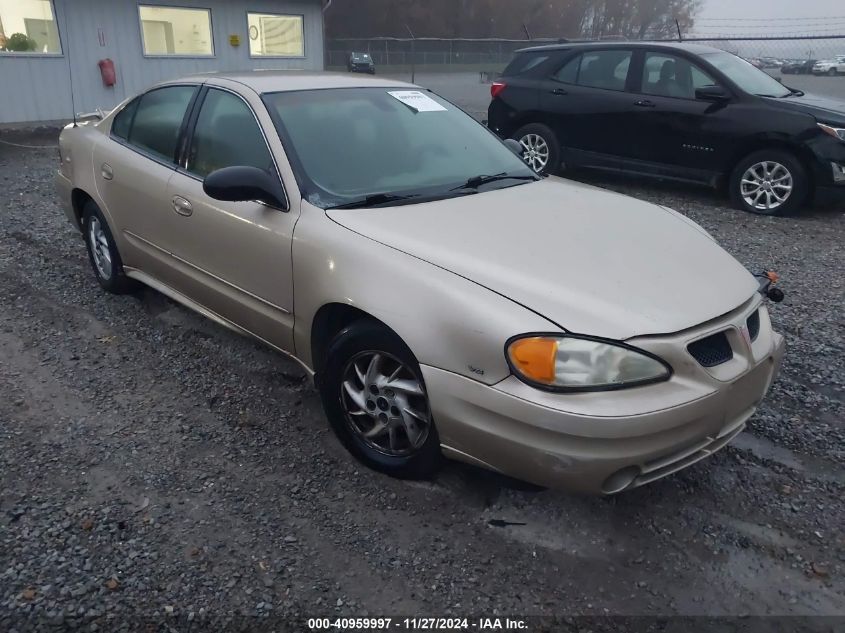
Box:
[327, 178, 758, 340]
[770, 92, 845, 125]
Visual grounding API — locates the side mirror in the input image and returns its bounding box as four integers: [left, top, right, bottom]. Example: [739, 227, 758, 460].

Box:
[203, 166, 287, 210]
[503, 138, 524, 159]
[695, 85, 731, 102]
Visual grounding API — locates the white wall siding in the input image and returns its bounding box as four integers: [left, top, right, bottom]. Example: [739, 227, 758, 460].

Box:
[0, 0, 324, 124]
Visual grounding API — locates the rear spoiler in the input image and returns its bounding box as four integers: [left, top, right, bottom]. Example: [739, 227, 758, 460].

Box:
[75, 108, 108, 122]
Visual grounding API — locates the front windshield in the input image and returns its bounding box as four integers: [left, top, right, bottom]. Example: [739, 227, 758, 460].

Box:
[701, 51, 791, 97]
[263, 88, 535, 208]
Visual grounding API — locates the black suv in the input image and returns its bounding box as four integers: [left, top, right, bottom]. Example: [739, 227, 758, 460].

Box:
[488, 42, 845, 215]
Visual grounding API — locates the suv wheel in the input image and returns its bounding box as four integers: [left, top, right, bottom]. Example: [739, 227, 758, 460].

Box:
[729, 150, 808, 216]
[82, 201, 138, 293]
[318, 320, 441, 480]
[512, 123, 560, 175]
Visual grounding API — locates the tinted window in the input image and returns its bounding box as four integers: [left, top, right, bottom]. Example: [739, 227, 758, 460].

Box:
[265, 88, 535, 207]
[187, 89, 274, 178]
[554, 55, 580, 83]
[503, 52, 550, 76]
[128, 86, 195, 162]
[112, 98, 139, 140]
[577, 50, 632, 91]
[642, 52, 717, 99]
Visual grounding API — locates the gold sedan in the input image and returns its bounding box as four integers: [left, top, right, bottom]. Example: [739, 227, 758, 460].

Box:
[56, 72, 785, 494]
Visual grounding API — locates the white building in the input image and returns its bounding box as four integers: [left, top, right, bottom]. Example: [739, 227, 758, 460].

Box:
[0, 0, 327, 125]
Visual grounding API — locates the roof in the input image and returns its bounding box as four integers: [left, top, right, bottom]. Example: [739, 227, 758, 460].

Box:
[516, 41, 724, 55]
[177, 70, 418, 94]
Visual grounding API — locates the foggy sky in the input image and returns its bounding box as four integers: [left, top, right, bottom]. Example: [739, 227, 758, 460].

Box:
[698, 0, 844, 29]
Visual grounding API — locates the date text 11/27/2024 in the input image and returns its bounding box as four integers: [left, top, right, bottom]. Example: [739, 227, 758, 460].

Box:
[307, 617, 529, 630]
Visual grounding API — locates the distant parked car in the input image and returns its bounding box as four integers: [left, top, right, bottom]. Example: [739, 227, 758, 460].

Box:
[813, 56, 845, 76]
[781, 59, 816, 75]
[348, 52, 375, 74]
[488, 41, 845, 216]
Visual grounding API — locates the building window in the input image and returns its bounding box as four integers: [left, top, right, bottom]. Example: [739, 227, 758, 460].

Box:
[0, 0, 61, 54]
[139, 5, 213, 57]
[247, 13, 304, 58]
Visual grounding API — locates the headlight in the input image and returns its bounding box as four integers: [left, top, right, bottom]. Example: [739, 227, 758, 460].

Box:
[506, 335, 671, 392]
[818, 123, 845, 141]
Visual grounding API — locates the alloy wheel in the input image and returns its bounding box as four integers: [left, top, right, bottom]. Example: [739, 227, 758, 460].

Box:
[740, 161, 793, 212]
[88, 216, 113, 279]
[340, 351, 431, 457]
[519, 133, 550, 172]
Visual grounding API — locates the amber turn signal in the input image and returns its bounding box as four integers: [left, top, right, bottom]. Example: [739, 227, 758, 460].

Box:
[507, 337, 557, 384]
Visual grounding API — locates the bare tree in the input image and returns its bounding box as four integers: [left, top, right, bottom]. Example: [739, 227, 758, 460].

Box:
[325, 0, 699, 40]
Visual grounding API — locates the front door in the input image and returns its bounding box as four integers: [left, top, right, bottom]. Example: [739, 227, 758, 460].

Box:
[626, 51, 737, 178]
[164, 87, 298, 352]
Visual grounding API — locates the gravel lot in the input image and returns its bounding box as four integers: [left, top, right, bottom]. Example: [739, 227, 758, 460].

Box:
[0, 127, 843, 632]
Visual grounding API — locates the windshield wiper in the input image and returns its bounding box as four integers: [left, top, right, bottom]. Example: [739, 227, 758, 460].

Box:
[450, 172, 538, 192]
[326, 193, 418, 210]
[783, 89, 805, 97]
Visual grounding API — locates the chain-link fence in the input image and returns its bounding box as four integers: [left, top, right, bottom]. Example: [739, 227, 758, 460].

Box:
[327, 35, 845, 75]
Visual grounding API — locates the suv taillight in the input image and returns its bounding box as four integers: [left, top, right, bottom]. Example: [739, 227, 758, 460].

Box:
[491, 82, 507, 99]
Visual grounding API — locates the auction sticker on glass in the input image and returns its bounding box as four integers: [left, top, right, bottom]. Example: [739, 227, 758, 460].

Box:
[388, 91, 447, 113]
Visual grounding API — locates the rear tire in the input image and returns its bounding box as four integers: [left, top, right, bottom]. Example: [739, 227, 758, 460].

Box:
[82, 201, 138, 294]
[318, 320, 442, 480]
[729, 149, 808, 216]
[829, 68, 838, 77]
[512, 123, 561, 175]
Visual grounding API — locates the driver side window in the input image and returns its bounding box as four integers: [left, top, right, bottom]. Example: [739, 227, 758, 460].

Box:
[641, 52, 718, 100]
[187, 89, 275, 179]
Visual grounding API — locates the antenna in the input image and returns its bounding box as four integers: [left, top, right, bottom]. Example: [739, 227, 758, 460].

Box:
[60, 3, 77, 126]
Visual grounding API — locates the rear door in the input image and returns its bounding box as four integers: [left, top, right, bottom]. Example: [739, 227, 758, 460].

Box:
[626, 50, 738, 178]
[538, 48, 637, 159]
[163, 86, 299, 352]
[93, 85, 198, 280]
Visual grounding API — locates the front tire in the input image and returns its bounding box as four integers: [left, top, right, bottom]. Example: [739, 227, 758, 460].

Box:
[318, 321, 441, 480]
[829, 68, 838, 77]
[729, 149, 808, 216]
[82, 201, 137, 293]
[512, 123, 561, 175]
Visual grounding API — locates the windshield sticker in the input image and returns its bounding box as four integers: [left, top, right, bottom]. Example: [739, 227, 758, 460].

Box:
[388, 90, 448, 113]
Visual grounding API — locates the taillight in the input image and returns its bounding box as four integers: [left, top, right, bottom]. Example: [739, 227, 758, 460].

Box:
[491, 82, 507, 99]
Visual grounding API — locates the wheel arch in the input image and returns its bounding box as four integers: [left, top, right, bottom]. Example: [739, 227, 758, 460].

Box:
[71, 188, 95, 229]
[310, 303, 393, 383]
[725, 138, 817, 192]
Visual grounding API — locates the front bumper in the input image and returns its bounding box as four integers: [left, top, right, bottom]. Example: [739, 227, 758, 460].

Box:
[424, 298, 786, 494]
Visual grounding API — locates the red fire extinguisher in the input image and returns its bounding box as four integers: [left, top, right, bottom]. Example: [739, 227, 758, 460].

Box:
[98, 59, 116, 87]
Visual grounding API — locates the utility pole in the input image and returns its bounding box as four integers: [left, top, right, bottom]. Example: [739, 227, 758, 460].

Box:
[405, 24, 416, 84]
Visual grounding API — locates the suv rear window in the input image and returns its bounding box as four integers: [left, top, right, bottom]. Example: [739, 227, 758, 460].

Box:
[503, 52, 552, 76]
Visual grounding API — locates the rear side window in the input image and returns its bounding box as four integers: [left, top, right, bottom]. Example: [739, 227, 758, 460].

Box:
[112, 98, 139, 140]
[187, 89, 274, 178]
[127, 86, 196, 162]
[555, 50, 633, 91]
[503, 52, 551, 76]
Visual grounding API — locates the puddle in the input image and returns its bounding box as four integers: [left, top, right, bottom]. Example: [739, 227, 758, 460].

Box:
[732, 433, 844, 485]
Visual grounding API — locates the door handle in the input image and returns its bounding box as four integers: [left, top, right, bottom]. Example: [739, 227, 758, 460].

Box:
[172, 196, 193, 217]
[635, 99, 656, 108]
[550, 88, 568, 96]
[101, 163, 113, 180]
